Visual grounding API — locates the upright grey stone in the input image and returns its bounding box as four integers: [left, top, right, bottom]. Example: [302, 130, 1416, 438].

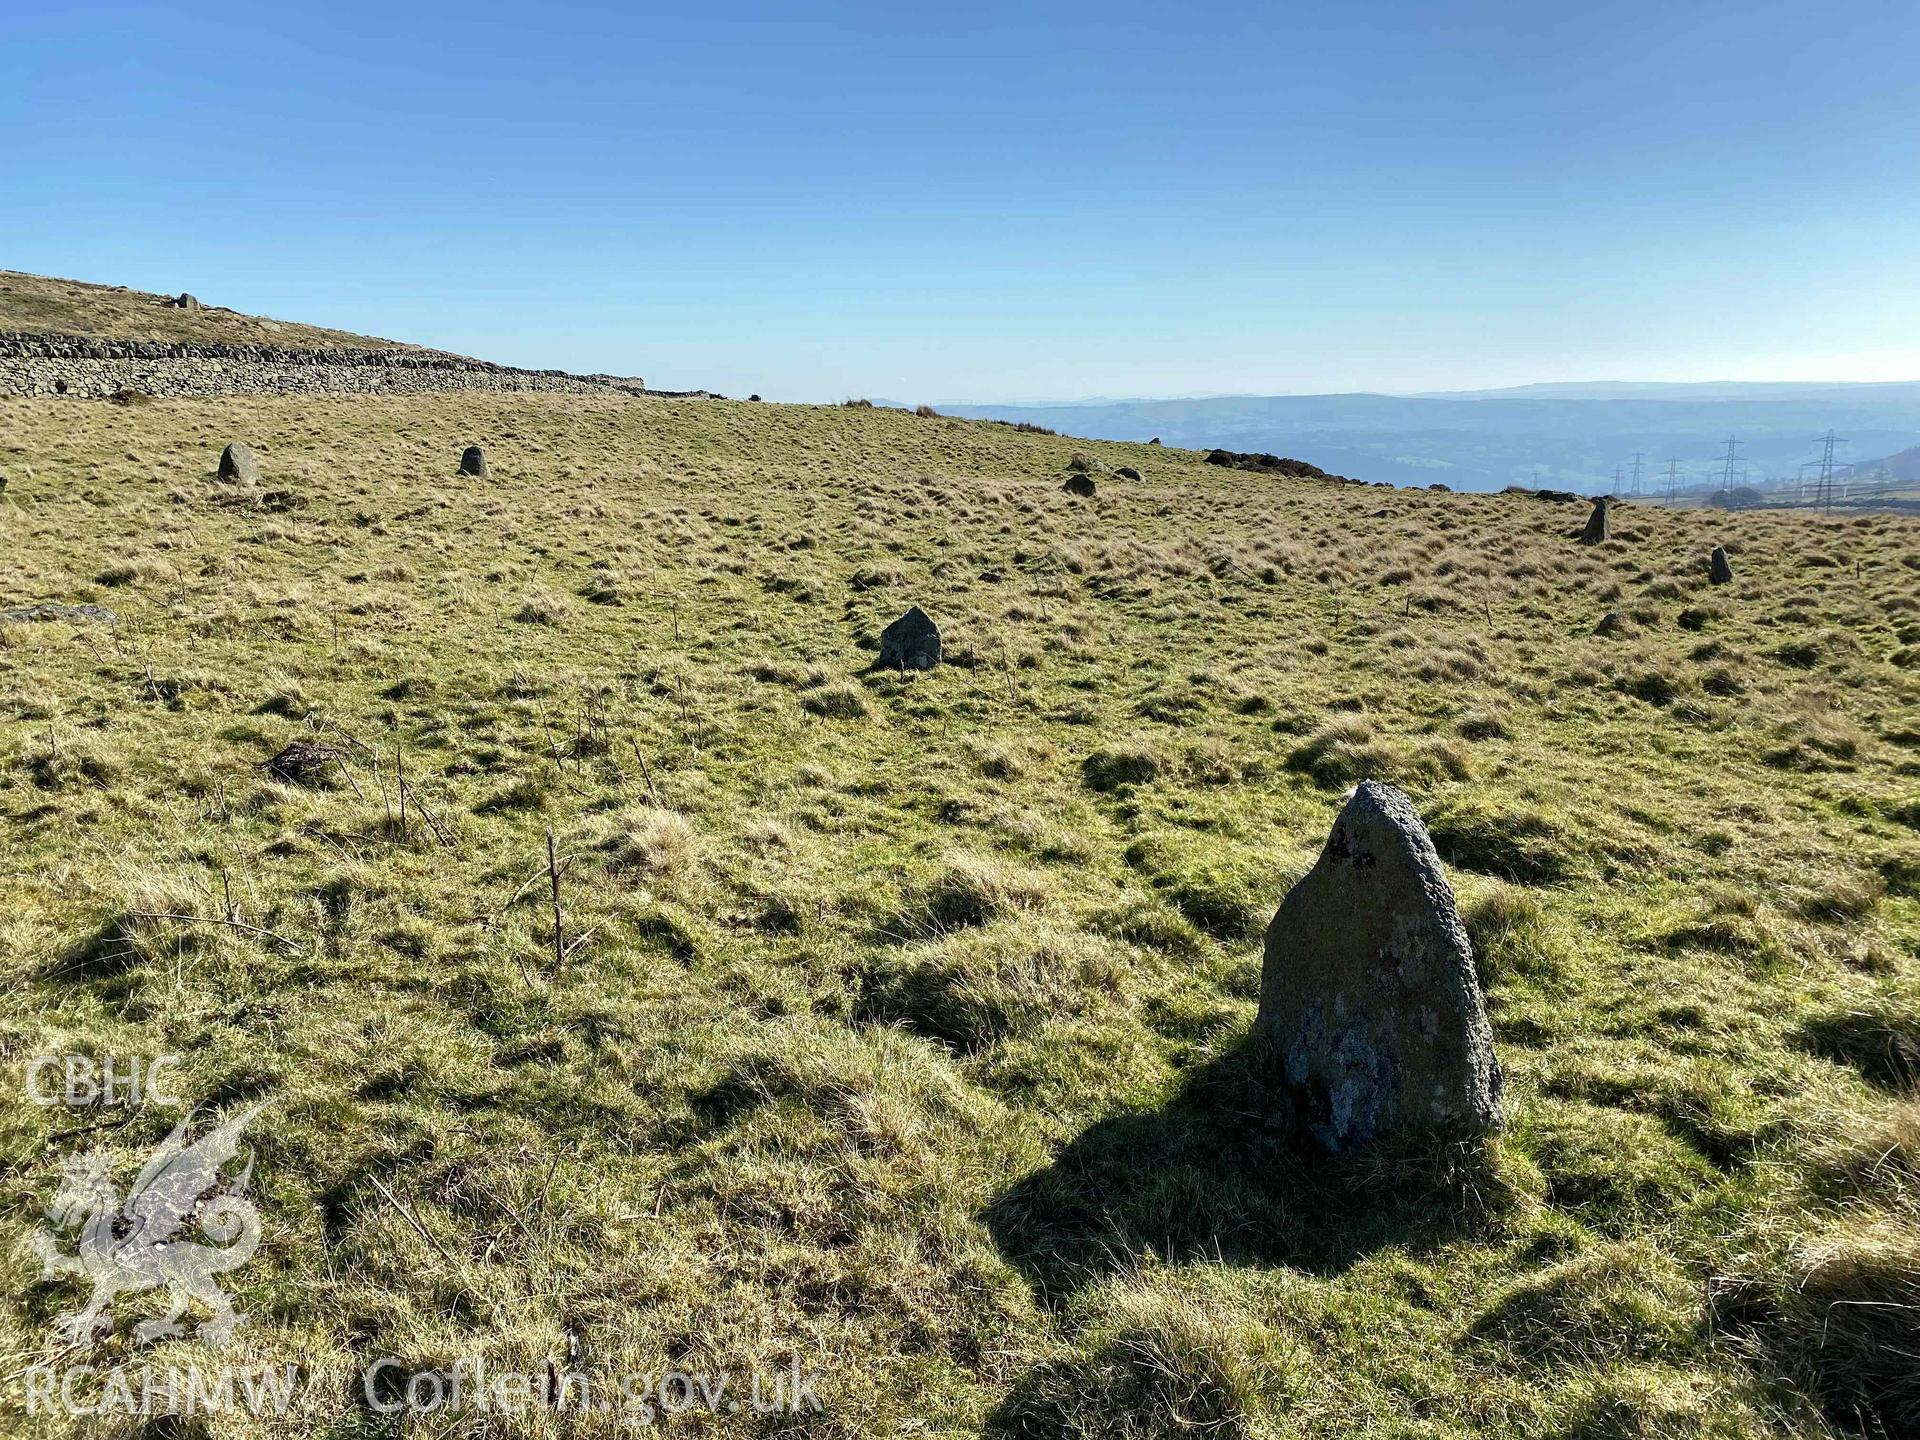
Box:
[217, 442, 261, 484]
[173, 293, 202, 310]
[1254, 781, 1503, 1152]
[1579, 496, 1611, 544]
[459, 446, 489, 478]
[879, 606, 941, 671]
[1709, 546, 1734, 584]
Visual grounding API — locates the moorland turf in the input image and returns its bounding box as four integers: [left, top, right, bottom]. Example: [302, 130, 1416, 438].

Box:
[1, 387, 1916, 1436]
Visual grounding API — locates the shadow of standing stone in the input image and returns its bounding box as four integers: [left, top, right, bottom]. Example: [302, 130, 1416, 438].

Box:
[1253, 780, 1503, 1152]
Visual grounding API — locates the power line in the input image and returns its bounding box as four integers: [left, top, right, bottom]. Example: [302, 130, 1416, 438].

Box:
[1629, 451, 1644, 496]
[1813, 428, 1845, 513]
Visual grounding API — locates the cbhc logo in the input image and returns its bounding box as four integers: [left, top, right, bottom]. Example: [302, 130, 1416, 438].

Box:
[26, 1056, 182, 1108]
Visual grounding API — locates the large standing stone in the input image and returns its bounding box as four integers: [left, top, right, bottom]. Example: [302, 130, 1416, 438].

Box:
[879, 606, 941, 671]
[1579, 496, 1611, 544]
[1253, 781, 1503, 1152]
[1709, 546, 1734, 584]
[459, 446, 489, 478]
[217, 442, 261, 484]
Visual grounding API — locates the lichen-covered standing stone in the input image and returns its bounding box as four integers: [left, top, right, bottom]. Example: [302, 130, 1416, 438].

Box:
[459, 445, 489, 477]
[217, 442, 262, 484]
[879, 606, 941, 670]
[1579, 496, 1611, 544]
[1709, 546, 1734, 584]
[1254, 780, 1503, 1152]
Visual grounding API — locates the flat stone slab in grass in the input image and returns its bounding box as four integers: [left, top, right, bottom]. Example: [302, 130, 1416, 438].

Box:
[879, 606, 941, 670]
[218, 442, 262, 484]
[1254, 780, 1503, 1152]
[2, 603, 118, 625]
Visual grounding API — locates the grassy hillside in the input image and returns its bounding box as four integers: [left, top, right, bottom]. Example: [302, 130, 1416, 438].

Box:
[0, 388, 1916, 1437]
[0, 270, 436, 353]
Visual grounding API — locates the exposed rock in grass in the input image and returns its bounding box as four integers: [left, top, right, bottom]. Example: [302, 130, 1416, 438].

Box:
[1254, 780, 1503, 1152]
[1, 602, 117, 624]
[1115, 465, 1142, 481]
[879, 605, 941, 670]
[217, 441, 261, 483]
[1710, 545, 1735, 584]
[459, 445, 489, 477]
[262, 739, 345, 786]
[1063, 473, 1096, 498]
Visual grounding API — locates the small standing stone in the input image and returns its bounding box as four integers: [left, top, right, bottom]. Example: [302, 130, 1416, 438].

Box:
[217, 442, 262, 484]
[1709, 546, 1734, 584]
[1063, 474, 1096, 498]
[172, 293, 203, 310]
[1579, 496, 1611, 544]
[879, 606, 941, 671]
[459, 446, 489, 478]
[1253, 781, 1503, 1152]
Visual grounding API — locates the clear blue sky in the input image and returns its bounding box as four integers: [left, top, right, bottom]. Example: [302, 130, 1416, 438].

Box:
[5, 0, 1917, 400]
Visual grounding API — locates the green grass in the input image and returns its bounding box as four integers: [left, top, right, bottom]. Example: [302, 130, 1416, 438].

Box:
[0, 386, 1916, 1436]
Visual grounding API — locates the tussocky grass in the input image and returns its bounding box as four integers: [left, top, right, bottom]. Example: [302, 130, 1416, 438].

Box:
[0, 385, 1915, 1437]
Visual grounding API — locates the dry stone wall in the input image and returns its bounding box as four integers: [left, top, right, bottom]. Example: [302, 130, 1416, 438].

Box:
[0, 332, 645, 400]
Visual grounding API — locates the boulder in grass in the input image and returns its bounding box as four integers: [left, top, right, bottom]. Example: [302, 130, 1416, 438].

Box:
[459, 446, 489, 478]
[1115, 466, 1142, 482]
[1710, 546, 1734, 584]
[879, 606, 941, 671]
[1063, 473, 1096, 498]
[1253, 780, 1503, 1153]
[217, 442, 262, 484]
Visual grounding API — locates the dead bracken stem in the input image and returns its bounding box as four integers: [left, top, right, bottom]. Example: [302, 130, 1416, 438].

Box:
[547, 827, 566, 973]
